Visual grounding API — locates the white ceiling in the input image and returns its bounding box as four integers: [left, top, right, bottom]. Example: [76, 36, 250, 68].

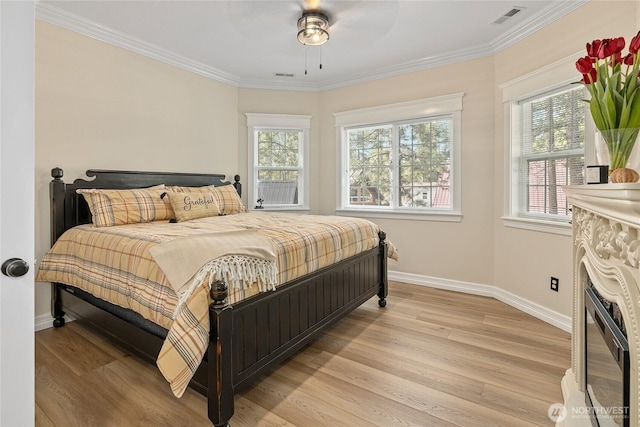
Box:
[36, 0, 588, 91]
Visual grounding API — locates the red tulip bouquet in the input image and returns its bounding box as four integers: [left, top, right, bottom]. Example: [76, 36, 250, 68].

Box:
[576, 32, 640, 180]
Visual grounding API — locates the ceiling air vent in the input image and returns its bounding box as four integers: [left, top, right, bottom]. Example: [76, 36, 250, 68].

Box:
[493, 6, 525, 24]
[274, 72, 295, 78]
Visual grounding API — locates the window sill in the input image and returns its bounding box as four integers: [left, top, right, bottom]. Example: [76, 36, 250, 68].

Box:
[335, 208, 462, 222]
[502, 216, 571, 236]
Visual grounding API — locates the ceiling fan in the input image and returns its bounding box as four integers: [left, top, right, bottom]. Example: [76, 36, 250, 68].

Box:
[296, 0, 332, 74]
[291, 0, 396, 76]
[297, 0, 331, 47]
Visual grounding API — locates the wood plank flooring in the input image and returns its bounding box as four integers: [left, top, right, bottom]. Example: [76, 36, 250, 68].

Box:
[35, 282, 571, 426]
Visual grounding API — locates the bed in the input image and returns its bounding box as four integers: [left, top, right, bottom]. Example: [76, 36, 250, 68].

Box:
[38, 168, 393, 426]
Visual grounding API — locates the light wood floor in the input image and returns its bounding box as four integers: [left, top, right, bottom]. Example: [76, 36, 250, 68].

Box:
[35, 281, 571, 426]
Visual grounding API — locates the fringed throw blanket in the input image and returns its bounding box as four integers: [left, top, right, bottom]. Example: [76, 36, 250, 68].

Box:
[149, 230, 278, 311]
[150, 230, 278, 397]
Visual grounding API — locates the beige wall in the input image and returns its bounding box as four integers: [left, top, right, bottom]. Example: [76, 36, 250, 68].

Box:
[34, 21, 239, 316]
[33, 1, 639, 324]
[493, 0, 637, 316]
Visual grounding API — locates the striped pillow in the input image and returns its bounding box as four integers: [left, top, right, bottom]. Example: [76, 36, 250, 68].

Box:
[77, 187, 173, 227]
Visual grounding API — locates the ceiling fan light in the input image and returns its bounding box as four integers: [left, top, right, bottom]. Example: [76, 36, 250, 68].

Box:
[297, 12, 330, 46]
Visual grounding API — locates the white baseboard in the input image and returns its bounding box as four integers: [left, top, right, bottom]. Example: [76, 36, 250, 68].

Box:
[34, 312, 74, 332]
[388, 270, 572, 333]
[35, 313, 53, 332]
[35, 272, 571, 333]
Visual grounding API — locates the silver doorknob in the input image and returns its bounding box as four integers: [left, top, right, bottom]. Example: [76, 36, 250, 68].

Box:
[1, 258, 29, 277]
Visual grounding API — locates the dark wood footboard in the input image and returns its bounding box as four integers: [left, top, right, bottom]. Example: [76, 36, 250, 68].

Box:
[238, 242, 385, 381]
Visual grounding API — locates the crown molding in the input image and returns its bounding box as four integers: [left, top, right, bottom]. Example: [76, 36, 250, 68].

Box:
[35, 3, 241, 87]
[318, 44, 495, 91]
[35, 1, 588, 92]
[490, 0, 589, 53]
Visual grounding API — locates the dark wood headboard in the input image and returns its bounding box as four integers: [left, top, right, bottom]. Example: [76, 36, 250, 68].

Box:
[49, 168, 241, 246]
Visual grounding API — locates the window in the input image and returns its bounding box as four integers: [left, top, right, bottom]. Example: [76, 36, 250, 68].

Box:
[517, 87, 585, 218]
[246, 114, 310, 210]
[335, 94, 463, 221]
[502, 55, 594, 235]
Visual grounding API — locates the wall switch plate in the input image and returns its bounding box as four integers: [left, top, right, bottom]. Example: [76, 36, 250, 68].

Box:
[550, 277, 559, 292]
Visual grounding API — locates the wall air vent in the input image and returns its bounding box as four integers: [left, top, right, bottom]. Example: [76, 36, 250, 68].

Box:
[274, 72, 295, 78]
[493, 6, 524, 24]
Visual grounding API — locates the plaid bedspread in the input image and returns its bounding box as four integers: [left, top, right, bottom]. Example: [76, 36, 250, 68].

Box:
[37, 212, 397, 397]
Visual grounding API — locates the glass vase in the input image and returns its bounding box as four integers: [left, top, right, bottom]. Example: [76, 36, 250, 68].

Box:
[595, 129, 640, 172]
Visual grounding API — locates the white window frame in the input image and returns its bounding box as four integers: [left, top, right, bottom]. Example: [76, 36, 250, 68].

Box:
[246, 113, 311, 212]
[334, 93, 464, 222]
[501, 52, 595, 236]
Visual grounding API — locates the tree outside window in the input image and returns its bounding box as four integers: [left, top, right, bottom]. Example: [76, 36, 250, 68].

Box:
[347, 117, 453, 210]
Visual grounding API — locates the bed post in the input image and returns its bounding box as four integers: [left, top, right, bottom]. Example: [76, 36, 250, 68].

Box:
[377, 230, 388, 308]
[208, 281, 234, 427]
[49, 167, 66, 245]
[233, 175, 241, 197]
[50, 167, 66, 327]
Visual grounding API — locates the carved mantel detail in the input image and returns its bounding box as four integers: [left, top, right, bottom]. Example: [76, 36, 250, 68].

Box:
[573, 206, 640, 269]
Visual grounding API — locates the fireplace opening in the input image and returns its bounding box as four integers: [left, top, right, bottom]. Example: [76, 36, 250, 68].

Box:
[585, 282, 630, 427]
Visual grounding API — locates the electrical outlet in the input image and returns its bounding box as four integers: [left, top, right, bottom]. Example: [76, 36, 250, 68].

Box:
[550, 277, 559, 292]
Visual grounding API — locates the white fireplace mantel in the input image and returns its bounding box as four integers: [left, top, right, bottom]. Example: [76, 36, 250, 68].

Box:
[560, 183, 640, 427]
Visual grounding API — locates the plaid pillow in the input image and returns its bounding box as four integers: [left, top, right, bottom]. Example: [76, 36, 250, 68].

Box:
[166, 184, 246, 215]
[77, 187, 173, 227]
[211, 184, 246, 214]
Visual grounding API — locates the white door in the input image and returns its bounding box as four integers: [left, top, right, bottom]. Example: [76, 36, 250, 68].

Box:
[0, 1, 35, 426]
